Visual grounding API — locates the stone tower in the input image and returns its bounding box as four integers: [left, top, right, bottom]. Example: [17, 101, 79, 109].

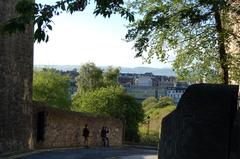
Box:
[0, 0, 34, 154]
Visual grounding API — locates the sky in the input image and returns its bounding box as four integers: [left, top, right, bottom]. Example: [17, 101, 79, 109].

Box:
[34, 0, 173, 68]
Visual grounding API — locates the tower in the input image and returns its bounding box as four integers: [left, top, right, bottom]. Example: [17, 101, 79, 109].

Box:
[0, 0, 34, 154]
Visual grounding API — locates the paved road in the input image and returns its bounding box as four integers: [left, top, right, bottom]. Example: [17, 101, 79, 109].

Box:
[11, 147, 157, 159]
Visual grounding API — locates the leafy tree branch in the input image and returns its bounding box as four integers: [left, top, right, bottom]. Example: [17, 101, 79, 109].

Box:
[0, 0, 134, 42]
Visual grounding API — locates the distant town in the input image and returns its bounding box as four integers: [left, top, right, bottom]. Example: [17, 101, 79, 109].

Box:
[118, 72, 188, 104]
[48, 66, 189, 104]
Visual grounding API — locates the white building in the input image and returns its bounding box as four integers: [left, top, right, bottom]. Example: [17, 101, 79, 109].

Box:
[166, 87, 186, 104]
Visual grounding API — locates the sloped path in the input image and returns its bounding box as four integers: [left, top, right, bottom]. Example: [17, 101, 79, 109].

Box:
[9, 147, 157, 159]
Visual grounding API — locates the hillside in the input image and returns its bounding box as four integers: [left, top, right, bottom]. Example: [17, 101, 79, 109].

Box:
[139, 97, 176, 145]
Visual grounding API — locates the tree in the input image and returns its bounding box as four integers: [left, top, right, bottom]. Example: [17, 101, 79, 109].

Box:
[76, 63, 103, 93]
[33, 69, 71, 109]
[126, 0, 240, 84]
[1, 0, 134, 43]
[72, 86, 144, 141]
[76, 63, 121, 93]
[103, 66, 120, 87]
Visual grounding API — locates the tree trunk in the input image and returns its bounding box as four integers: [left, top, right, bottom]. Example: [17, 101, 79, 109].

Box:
[213, 3, 229, 84]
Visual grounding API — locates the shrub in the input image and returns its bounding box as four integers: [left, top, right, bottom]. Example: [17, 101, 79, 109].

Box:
[72, 86, 144, 142]
[139, 130, 159, 146]
[158, 96, 175, 107]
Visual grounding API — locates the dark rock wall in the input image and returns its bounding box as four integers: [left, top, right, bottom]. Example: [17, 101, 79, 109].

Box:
[33, 102, 123, 149]
[0, 0, 34, 154]
[230, 110, 240, 159]
[159, 84, 239, 159]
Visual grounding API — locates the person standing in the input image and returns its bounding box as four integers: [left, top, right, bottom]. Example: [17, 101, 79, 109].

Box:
[101, 127, 107, 146]
[105, 127, 109, 147]
[83, 124, 90, 148]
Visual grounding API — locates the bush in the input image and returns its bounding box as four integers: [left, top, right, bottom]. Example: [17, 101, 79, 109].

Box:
[72, 86, 144, 142]
[158, 96, 175, 107]
[33, 69, 71, 110]
[142, 96, 158, 108]
[139, 129, 159, 146]
[138, 105, 176, 145]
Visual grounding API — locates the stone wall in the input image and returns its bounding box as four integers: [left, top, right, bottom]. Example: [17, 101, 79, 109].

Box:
[230, 110, 240, 159]
[0, 0, 34, 154]
[33, 102, 123, 149]
[159, 84, 239, 159]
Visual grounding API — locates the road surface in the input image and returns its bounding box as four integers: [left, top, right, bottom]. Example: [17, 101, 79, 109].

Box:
[11, 147, 158, 159]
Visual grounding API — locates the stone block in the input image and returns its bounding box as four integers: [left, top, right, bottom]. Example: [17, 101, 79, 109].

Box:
[230, 110, 240, 159]
[159, 84, 239, 159]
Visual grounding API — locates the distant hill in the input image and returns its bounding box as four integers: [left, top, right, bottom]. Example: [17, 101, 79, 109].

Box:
[119, 67, 175, 76]
[34, 65, 79, 71]
[34, 65, 176, 76]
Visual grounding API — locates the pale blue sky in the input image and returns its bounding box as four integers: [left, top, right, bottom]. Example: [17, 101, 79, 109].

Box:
[34, 0, 173, 68]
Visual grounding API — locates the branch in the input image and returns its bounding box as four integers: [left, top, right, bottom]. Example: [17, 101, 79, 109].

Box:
[1, 0, 134, 43]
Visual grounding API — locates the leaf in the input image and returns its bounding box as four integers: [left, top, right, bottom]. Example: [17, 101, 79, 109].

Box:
[47, 24, 52, 30]
[46, 35, 49, 42]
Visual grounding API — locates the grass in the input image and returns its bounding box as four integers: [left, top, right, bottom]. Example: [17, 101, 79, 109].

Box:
[138, 105, 176, 145]
[139, 129, 159, 146]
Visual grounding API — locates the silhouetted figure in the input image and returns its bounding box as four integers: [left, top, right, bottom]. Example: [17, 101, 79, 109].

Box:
[101, 126, 109, 147]
[105, 127, 109, 147]
[101, 127, 107, 146]
[82, 124, 90, 148]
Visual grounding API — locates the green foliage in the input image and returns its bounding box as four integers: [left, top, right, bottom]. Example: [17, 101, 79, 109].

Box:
[73, 63, 143, 141]
[72, 86, 144, 141]
[158, 96, 174, 107]
[142, 96, 160, 111]
[76, 63, 103, 93]
[139, 129, 159, 146]
[103, 66, 120, 87]
[142, 96, 175, 110]
[33, 69, 71, 110]
[143, 102, 159, 111]
[125, 0, 240, 84]
[142, 96, 158, 108]
[0, 0, 35, 34]
[145, 106, 176, 119]
[139, 105, 175, 145]
[1, 0, 134, 43]
[229, 52, 240, 84]
[140, 95, 175, 145]
[76, 63, 120, 93]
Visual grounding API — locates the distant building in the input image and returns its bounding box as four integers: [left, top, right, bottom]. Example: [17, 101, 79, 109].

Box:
[142, 72, 154, 77]
[152, 76, 176, 88]
[166, 84, 188, 104]
[118, 76, 134, 87]
[118, 72, 181, 102]
[135, 76, 152, 87]
[175, 81, 189, 88]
